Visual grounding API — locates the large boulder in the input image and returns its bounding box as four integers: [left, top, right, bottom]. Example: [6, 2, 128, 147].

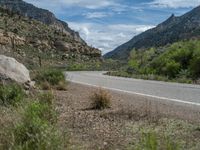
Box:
[0, 55, 32, 86]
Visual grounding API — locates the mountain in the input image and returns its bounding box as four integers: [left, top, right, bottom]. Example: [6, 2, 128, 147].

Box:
[0, 0, 84, 43]
[104, 5, 200, 60]
[0, 6, 101, 68]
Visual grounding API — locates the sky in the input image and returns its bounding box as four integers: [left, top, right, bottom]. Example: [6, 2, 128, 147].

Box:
[24, 0, 200, 54]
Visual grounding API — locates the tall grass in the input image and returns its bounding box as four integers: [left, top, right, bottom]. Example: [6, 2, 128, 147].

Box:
[131, 131, 180, 150]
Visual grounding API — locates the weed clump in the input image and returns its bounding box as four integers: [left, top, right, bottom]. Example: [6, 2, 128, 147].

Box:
[90, 89, 111, 110]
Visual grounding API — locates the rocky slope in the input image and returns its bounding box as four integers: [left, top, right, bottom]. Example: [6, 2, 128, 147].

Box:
[0, 0, 84, 43]
[0, 7, 101, 69]
[104, 5, 200, 60]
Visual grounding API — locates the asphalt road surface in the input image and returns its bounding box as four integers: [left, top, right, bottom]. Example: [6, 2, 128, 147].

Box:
[65, 71, 200, 106]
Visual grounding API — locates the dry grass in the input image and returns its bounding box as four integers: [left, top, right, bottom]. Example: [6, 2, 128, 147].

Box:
[90, 88, 112, 110]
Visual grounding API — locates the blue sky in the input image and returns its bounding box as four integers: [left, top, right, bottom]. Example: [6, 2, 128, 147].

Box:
[24, 0, 200, 54]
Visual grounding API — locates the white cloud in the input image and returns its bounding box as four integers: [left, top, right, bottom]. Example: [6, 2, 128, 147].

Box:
[68, 22, 154, 54]
[150, 0, 200, 8]
[84, 12, 110, 19]
[61, 0, 116, 9]
[24, 0, 116, 9]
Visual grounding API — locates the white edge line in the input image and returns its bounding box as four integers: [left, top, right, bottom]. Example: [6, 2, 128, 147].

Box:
[68, 79, 200, 107]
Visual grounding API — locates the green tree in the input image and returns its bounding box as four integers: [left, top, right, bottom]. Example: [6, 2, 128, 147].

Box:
[189, 56, 200, 79]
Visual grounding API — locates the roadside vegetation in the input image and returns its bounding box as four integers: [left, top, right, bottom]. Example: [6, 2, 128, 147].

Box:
[106, 40, 200, 84]
[0, 86, 69, 149]
[127, 118, 200, 150]
[90, 88, 111, 110]
[0, 68, 69, 149]
[11, 93, 64, 150]
[33, 68, 68, 90]
[0, 75, 200, 149]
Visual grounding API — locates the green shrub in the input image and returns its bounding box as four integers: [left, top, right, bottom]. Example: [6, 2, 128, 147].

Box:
[164, 61, 181, 78]
[189, 56, 200, 79]
[90, 89, 111, 110]
[0, 84, 25, 106]
[34, 69, 67, 90]
[35, 69, 65, 85]
[12, 93, 62, 150]
[14, 110, 62, 150]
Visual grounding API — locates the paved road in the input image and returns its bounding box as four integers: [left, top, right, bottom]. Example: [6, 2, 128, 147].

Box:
[65, 71, 200, 106]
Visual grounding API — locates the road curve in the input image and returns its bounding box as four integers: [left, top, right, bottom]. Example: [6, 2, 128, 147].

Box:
[65, 71, 200, 106]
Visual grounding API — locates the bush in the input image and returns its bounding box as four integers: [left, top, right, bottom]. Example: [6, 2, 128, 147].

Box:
[164, 61, 181, 78]
[34, 69, 67, 90]
[0, 83, 25, 106]
[14, 109, 62, 150]
[189, 56, 200, 79]
[12, 93, 63, 149]
[35, 69, 65, 85]
[90, 89, 111, 110]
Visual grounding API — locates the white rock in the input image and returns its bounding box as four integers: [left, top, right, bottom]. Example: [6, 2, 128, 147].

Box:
[0, 55, 31, 84]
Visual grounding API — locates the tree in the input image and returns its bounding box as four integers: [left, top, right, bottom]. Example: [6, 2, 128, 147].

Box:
[189, 56, 200, 79]
[164, 61, 181, 78]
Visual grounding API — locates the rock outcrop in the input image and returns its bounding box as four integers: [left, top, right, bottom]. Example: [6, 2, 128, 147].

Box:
[0, 29, 25, 47]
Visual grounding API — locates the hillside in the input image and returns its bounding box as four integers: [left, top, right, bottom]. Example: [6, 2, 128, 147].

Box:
[104, 5, 200, 60]
[0, 7, 101, 69]
[0, 0, 84, 43]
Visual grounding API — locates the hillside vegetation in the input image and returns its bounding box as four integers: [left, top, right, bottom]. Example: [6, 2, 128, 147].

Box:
[107, 40, 200, 83]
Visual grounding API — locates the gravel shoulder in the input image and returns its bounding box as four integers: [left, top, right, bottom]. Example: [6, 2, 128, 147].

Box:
[54, 82, 200, 150]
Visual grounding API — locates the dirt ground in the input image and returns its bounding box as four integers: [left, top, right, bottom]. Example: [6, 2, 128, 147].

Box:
[54, 83, 200, 150]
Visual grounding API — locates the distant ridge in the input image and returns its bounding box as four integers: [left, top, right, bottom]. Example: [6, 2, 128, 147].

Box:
[104, 5, 200, 60]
